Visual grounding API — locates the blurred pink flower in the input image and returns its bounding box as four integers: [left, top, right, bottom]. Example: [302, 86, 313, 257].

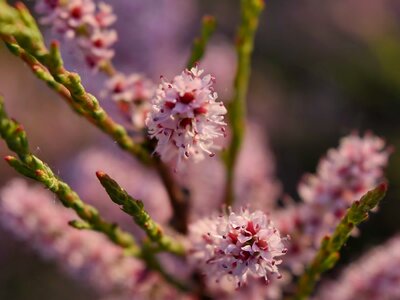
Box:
[103, 72, 156, 130]
[109, 0, 197, 77]
[35, 0, 117, 69]
[0, 179, 149, 298]
[315, 236, 400, 300]
[298, 133, 389, 233]
[276, 133, 390, 274]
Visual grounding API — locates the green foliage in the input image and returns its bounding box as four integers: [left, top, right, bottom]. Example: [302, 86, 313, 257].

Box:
[0, 1, 189, 234]
[0, 96, 141, 253]
[293, 183, 388, 300]
[187, 15, 217, 69]
[0, 95, 191, 291]
[96, 171, 185, 256]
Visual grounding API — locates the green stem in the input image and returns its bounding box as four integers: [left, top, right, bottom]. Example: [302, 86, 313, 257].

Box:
[223, 0, 264, 207]
[96, 171, 185, 256]
[186, 15, 216, 69]
[0, 1, 189, 233]
[0, 96, 140, 254]
[0, 96, 191, 292]
[140, 241, 191, 293]
[292, 184, 388, 300]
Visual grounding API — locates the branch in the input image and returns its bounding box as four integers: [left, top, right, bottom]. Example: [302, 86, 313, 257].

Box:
[292, 183, 388, 300]
[223, 0, 264, 206]
[0, 2, 151, 164]
[0, 96, 193, 292]
[186, 15, 216, 69]
[96, 171, 185, 256]
[0, 1, 189, 233]
[0, 96, 140, 254]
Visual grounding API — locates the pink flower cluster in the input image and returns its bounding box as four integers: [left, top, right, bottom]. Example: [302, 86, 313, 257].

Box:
[298, 133, 389, 239]
[315, 236, 400, 300]
[35, 0, 117, 68]
[277, 133, 390, 273]
[104, 73, 156, 130]
[188, 209, 288, 287]
[146, 65, 227, 168]
[0, 179, 147, 297]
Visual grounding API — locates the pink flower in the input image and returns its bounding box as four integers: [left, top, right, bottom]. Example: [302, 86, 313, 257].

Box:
[188, 209, 288, 287]
[79, 29, 117, 68]
[298, 133, 389, 234]
[276, 133, 390, 274]
[146, 65, 227, 168]
[0, 179, 149, 297]
[95, 2, 117, 28]
[35, 0, 117, 69]
[315, 236, 400, 300]
[104, 73, 156, 130]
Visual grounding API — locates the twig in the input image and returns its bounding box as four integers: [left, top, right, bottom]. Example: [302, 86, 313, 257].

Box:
[0, 96, 140, 254]
[187, 15, 217, 69]
[0, 96, 191, 292]
[292, 183, 388, 300]
[223, 0, 264, 206]
[0, 1, 189, 233]
[96, 171, 185, 256]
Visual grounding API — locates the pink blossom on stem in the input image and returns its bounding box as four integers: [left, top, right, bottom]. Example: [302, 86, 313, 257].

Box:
[35, 0, 117, 69]
[315, 236, 400, 300]
[95, 2, 117, 28]
[103, 73, 156, 130]
[298, 133, 389, 235]
[188, 208, 288, 288]
[146, 65, 227, 168]
[276, 133, 390, 274]
[79, 29, 117, 68]
[0, 179, 148, 297]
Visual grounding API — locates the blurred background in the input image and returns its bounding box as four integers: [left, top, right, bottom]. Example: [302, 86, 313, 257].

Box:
[1, 0, 400, 298]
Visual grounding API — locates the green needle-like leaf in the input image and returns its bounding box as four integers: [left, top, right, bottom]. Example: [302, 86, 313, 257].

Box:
[0, 96, 140, 254]
[0, 95, 192, 292]
[187, 15, 217, 69]
[293, 183, 388, 300]
[96, 171, 185, 256]
[0, 1, 189, 234]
